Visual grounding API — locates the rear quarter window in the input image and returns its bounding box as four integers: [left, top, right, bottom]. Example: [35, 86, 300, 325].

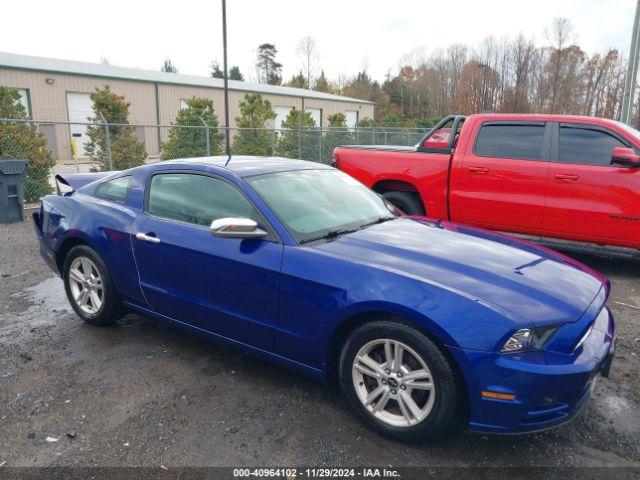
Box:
[95, 176, 132, 202]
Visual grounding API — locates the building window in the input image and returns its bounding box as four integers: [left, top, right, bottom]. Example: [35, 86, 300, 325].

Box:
[17, 89, 31, 118]
[305, 108, 322, 128]
[345, 110, 359, 129]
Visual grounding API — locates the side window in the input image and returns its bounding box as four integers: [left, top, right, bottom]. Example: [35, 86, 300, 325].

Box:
[559, 126, 627, 166]
[475, 123, 545, 160]
[95, 176, 131, 202]
[147, 173, 256, 227]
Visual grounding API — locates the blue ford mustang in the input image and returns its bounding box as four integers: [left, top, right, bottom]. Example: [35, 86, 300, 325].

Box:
[33, 156, 615, 442]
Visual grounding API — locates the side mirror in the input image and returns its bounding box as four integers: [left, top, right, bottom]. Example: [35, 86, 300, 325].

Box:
[611, 147, 640, 168]
[210, 218, 268, 239]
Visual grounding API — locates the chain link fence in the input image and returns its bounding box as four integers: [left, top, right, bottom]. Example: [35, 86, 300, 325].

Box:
[0, 118, 428, 204]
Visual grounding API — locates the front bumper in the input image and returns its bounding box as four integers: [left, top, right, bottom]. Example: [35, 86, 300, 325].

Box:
[449, 307, 615, 434]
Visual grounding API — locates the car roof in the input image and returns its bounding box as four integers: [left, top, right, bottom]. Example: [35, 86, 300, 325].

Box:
[468, 113, 623, 126]
[156, 156, 333, 177]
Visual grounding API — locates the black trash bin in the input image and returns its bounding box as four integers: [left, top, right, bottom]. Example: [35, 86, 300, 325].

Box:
[0, 158, 28, 224]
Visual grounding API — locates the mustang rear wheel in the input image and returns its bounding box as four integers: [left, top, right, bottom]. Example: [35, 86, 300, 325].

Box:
[63, 245, 123, 326]
[339, 321, 459, 442]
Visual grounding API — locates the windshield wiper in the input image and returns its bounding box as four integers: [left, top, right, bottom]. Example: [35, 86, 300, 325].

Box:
[299, 226, 362, 245]
[359, 216, 396, 229]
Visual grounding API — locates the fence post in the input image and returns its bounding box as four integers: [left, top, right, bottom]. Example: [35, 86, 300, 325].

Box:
[371, 127, 375, 144]
[272, 128, 276, 156]
[318, 128, 322, 163]
[98, 112, 113, 171]
[384, 129, 388, 145]
[199, 117, 211, 156]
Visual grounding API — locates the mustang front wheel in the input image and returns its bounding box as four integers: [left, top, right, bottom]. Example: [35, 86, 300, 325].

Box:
[339, 320, 460, 442]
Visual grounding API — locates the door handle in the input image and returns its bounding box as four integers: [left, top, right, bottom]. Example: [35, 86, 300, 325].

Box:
[554, 173, 580, 181]
[468, 166, 489, 174]
[136, 232, 161, 244]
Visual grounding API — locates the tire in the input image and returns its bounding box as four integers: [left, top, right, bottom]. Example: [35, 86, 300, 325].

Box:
[382, 191, 425, 216]
[339, 320, 459, 443]
[62, 245, 123, 326]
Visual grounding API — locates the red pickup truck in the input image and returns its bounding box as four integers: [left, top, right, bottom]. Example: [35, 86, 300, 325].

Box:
[333, 114, 640, 254]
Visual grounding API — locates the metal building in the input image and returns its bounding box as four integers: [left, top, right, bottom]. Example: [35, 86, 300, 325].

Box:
[0, 51, 374, 162]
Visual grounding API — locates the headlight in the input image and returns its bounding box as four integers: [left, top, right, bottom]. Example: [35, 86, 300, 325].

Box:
[501, 326, 559, 353]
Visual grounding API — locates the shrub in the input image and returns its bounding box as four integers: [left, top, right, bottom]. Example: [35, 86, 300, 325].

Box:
[85, 86, 146, 171]
[0, 86, 53, 202]
[161, 97, 223, 160]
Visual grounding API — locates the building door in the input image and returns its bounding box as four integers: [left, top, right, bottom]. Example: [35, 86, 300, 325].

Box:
[66, 92, 93, 158]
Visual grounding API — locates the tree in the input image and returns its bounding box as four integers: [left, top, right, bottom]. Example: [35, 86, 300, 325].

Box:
[313, 71, 331, 92]
[322, 113, 352, 163]
[161, 97, 223, 160]
[161, 58, 178, 73]
[327, 113, 346, 127]
[210, 60, 224, 79]
[84, 86, 146, 171]
[276, 109, 316, 160]
[296, 36, 319, 89]
[256, 43, 282, 85]
[0, 86, 53, 201]
[211, 61, 244, 81]
[286, 71, 307, 89]
[229, 66, 244, 81]
[232, 94, 276, 156]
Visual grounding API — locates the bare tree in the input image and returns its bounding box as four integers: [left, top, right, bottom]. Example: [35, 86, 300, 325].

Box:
[296, 36, 319, 89]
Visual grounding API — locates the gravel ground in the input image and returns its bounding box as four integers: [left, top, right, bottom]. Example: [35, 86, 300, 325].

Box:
[0, 217, 639, 472]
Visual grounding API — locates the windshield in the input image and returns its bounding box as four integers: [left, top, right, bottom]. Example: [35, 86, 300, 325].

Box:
[247, 169, 398, 244]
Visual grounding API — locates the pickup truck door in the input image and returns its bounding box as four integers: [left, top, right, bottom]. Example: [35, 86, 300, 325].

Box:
[542, 122, 640, 248]
[452, 120, 551, 233]
[131, 172, 283, 351]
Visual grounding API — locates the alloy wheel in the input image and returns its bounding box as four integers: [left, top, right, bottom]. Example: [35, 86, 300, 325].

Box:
[68, 256, 104, 315]
[352, 338, 436, 427]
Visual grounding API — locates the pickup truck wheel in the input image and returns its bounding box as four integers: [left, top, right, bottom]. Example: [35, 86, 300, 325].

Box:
[339, 321, 459, 443]
[382, 191, 425, 216]
[63, 245, 123, 326]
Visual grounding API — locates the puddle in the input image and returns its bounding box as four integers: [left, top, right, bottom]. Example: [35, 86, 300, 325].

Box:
[0, 276, 69, 341]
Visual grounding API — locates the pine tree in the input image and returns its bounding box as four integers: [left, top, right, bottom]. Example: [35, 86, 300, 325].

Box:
[286, 71, 307, 89]
[0, 86, 53, 201]
[322, 113, 353, 164]
[211, 61, 224, 78]
[256, 44, 283, 85]
[161, 58, 178, 73]
[84, 86, 147, 171]
[313, 71, 331, 92]
[229, 66, 244, 81]
[232, 94, 276, 156]
[161, 97, 223, 159]
[276, 109, 316, 160]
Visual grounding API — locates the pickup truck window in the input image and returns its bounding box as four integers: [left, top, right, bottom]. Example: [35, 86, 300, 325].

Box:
[474, 123, 545, 161]
[559, 125, 627, 166]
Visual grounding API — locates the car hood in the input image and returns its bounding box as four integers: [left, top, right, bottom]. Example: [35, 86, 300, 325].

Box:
[313, 218, 605, 326]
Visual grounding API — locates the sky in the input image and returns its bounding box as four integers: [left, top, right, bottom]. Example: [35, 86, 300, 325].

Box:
[0, 0, 636, 83]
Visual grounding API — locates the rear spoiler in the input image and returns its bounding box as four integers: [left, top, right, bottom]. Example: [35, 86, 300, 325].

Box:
[55, 172, 120, 195]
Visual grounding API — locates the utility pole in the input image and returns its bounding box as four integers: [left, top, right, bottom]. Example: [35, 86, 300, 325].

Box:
[621, 0, 640, 125]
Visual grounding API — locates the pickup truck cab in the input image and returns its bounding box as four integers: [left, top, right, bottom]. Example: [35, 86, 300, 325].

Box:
[333, 114, 640, 254]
